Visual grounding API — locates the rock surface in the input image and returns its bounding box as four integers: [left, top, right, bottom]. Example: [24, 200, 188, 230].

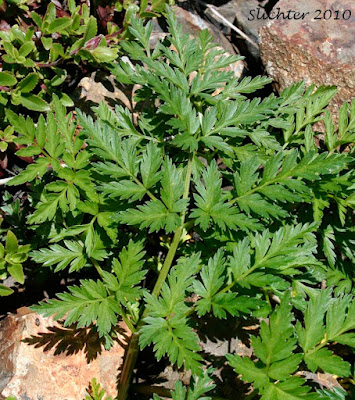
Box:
[260, 0, 355, 116]
[0, 308, 129, 400]
[173, 5, 237, 55]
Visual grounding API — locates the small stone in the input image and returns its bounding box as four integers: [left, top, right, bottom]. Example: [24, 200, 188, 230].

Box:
[0, 309, 129, 399]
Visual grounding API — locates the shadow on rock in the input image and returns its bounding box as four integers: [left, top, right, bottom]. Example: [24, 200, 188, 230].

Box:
[23, 323, 129, 363]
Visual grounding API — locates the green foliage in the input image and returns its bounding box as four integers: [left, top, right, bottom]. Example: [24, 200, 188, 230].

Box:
[190, 160, 262, 231]
[0, 125, 16, 152]
[85, 378, 113, 400]
[32, 278, 120, 340]
[152, 369, 215, 400]
[32, 240, 146, 346]
[140, 254, 203, 374]
[323, 100, 355, 153]
[192, 223, 322, 320]
[297, 289, 354, 375]
[0, 230, 30, 296]
[227, 290, 355, 399]
[3, 5, 354, 400]
[0, 2, 115, 113]
[0, 0, 172, 132]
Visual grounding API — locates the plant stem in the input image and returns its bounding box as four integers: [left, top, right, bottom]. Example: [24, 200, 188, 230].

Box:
[118, 304, 137, 334]
[117, 332, 140, 400]
[117, 233, 183, 400]
[117, 154, 194, 400]
[131, 384, 172, 398]
[151, 225, 183, 297]
[91, 258, 104, 278]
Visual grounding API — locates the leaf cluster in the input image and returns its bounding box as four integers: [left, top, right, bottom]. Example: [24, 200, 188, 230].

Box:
[0, 1, 117, 114]
[227, 290, 354, 399]
[0, 0, 172, 118]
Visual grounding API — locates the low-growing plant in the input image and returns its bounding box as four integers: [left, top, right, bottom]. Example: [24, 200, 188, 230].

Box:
[0, 0, 173, 116]
[0, 230, 30, 295]
[115, 0, 175, 19]
[0, 125, 15, 152]
[86, 378, 113, 400]
[0, 1, 118, 113]
[4, 7, 355, 400]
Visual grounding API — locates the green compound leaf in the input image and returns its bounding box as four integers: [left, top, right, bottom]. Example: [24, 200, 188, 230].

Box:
[261, 378, 321, 400]
[152, 369, 216, 400]
[102, 240, 147, 305]
[190, 160, 261, 231]
[119, 199, 183, 233]
[30, 240, 87, 272]
[32, 279, 120, 338]
[140, 254, 203, 375]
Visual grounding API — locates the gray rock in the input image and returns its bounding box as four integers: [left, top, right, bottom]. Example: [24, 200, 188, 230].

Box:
[173, 5, 237, 54]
